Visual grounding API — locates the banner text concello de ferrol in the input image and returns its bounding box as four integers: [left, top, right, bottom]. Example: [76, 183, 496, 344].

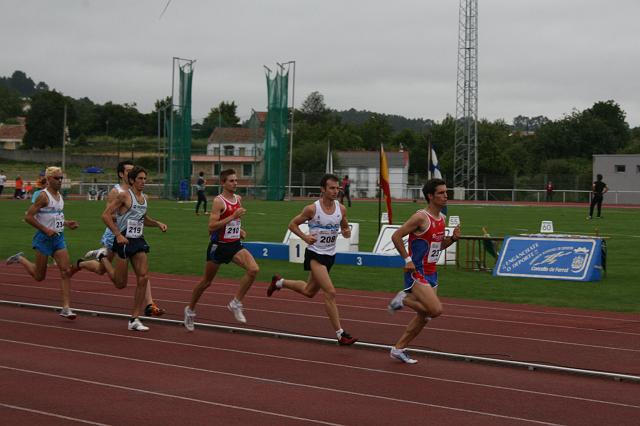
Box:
[493, 236, 603, 282]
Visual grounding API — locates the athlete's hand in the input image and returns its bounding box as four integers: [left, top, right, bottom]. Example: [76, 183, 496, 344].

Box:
[44, 228, 57, 237]
[304, 234, 317, 245]
[116, 234, 129, 245]
[157, 222, 168, 232]
[403, 260, 416, 273]
[452, 225, 461, 241]
[232, 208, 246, 219]
[66, 220, 79, 230]
[342, 227, 351, 239]
[240, 229, 247, 239]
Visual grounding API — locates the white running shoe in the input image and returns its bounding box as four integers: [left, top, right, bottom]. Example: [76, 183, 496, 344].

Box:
[128, 318, 149, 332]
[228, 299, 247, 324]
[6, 252, 24, 265]
[59, 307, 77, 320]
[387, 290, 407, 314]
[390, 347, 418, 364]
[184, 306, 196, 332]
[85, 247, 108, 260]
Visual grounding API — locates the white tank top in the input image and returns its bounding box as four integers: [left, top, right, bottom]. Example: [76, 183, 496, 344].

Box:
[35, 189, 65, 233]
[308, 200, 342, 256]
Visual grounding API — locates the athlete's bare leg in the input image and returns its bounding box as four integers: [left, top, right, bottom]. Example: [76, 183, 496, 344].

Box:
[309, 261, 342, 331]
[394, 286, 442, 349]
[231, 249, 259, 301]
[17, 251, 49, 281]
[188, 261, 222, 311]
[52, 249, 73, 309]
[129, 252, 149, 318]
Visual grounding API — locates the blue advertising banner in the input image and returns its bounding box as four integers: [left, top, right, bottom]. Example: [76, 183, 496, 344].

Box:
[493, 236, 603, 281]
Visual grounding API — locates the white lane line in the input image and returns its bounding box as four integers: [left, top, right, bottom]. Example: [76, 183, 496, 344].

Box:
[2, 324, 639, 410]
[0, 365, 342, 425]
[0, 402, 111, 425]
[0, 343, 562, 425]
[1, 280, 638, 340]
[0, 290, 638, 354]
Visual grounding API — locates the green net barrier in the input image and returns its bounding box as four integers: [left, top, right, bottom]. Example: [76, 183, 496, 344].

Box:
[164, 63, 193, 199]
[263, 69, 289, 200]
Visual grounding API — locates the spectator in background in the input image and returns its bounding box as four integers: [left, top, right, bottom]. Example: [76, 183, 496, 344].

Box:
[14, 176, 24, 199]
[32, 176, 48, 203]
[588, 174, 608, 219]
[24, 181, 33, 198]
[179, 178, 189, 201]
[339, 175, 352, 207]
[195, 171, 208, 215]
[546, 180, 554, 202]
[0, 170, 6, 196]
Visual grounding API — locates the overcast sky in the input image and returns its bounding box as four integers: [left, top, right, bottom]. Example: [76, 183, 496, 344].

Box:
[2, 0, 639, 126]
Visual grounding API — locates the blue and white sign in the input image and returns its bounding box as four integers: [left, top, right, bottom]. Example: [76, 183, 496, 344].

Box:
[494, 236, 603, 281]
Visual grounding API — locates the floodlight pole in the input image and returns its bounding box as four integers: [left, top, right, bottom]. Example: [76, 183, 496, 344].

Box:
[278, 60, 296, 200]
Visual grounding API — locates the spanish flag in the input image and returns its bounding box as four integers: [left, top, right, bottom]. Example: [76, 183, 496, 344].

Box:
[380, 144, 393, 224]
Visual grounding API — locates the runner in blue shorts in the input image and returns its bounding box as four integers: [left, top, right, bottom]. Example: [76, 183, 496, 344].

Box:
[386, 178, 460, 364]
[6, 167, 79, 319]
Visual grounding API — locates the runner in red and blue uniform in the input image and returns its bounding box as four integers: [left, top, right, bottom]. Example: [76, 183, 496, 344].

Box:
[386, 178, 460, 364]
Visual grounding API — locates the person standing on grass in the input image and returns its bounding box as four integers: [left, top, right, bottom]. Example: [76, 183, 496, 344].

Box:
[386, 178, 460, 364]
[6, 166, 79, 319]
[78, 161, 165, 317]
[195, 171, 208, 215]
[587, 174, 609, 219]
[101, 166, 168, 332]
[0, 170, 6, 196]
[184, 168, 259, 330]
[267, 173, 358, 346]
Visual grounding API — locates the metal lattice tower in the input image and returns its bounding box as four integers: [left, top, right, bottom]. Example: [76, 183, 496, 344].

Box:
[453, 0, 478, 199]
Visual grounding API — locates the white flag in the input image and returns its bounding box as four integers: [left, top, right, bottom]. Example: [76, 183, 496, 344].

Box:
[325, 139, 333, 174]
[431, 147, 442, 179]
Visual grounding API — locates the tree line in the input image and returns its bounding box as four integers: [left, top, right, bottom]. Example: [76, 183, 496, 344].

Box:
[2, 70, 639, 181]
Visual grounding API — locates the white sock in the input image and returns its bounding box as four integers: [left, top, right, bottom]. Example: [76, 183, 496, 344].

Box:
[336, 328, 344, 338]
[276, 278, 284, 289]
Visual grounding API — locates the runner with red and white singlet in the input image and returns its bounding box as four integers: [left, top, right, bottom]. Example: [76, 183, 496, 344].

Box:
[184, 169, 260, 330]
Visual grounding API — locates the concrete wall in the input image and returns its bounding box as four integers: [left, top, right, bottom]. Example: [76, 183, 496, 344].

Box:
[593, 154, 640, 204]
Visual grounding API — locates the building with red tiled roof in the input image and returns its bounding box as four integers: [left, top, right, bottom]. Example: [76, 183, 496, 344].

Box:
[0, 117, 26, 150]
[191, 126, 265, 185]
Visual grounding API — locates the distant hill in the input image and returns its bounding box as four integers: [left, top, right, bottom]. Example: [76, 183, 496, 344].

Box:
[335, 108, 433, 133]
[0, 70, 49, 97]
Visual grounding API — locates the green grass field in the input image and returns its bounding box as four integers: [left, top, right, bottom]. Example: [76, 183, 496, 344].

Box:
[1, 198, 638, 313]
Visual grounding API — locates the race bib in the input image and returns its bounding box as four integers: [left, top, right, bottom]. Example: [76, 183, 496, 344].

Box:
[427, 241, 442, 263]
[315, 230, 338, 248]
[224, 219, 241, 240]
[126, 219, 144, 238]
[54, 213, 65, 233]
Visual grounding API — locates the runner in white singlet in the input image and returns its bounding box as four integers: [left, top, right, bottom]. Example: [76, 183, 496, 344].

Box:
[266, 174, 358, 345]
[6, 167, 79, 319]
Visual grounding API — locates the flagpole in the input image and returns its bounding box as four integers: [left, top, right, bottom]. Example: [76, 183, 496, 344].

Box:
[427, 135, 432, 180]
[378, 144, 382, 233]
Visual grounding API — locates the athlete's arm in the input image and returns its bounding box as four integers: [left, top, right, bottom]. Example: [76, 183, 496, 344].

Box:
[102, 191, 128, 244]
[143, 215, 167, 232]
[391, 213, 424, 272]
[289, 204, 316, 246]
[443, 225, 461, 249]
[24, 192, 55, 236]
[339, 204, 351, 238]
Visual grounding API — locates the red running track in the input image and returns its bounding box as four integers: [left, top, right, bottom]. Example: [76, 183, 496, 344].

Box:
[1, 265, 639, 424]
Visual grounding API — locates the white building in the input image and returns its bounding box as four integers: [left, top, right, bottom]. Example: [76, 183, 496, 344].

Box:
[335, 150, 410, 199]
[593, 154, 640, 205]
